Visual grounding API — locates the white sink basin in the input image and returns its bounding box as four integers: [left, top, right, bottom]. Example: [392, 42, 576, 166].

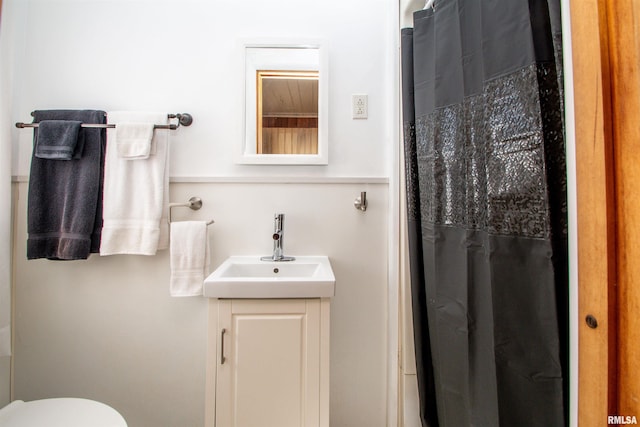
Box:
[203, 256, 335, 298]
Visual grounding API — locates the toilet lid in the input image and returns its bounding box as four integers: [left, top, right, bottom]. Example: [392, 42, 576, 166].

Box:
[0, 398, 127, 427]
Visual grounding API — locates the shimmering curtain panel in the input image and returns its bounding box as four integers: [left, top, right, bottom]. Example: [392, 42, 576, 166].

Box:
[401, 1, 568, 426]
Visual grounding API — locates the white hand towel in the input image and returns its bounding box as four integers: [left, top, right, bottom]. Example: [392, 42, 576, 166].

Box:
[100, 111, 170, 255]
[170, 221, 210, 297]
[115, 122, 155, 159]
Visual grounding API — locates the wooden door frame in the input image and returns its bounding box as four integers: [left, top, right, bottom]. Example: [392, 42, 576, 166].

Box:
[571, 0, 640, 424]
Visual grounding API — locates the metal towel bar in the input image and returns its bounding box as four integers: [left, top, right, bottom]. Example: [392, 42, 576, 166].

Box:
[15, 112, 193, 130]
[168, 197, 214, 226]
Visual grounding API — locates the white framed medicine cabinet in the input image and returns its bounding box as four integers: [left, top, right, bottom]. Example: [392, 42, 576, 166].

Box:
[238, 40, 329, 165]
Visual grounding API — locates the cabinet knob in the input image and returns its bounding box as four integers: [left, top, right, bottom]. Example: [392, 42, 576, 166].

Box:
[585, 315, 598, 329]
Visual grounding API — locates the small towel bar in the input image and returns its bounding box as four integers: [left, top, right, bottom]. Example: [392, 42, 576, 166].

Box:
[169, 197, 214, 226]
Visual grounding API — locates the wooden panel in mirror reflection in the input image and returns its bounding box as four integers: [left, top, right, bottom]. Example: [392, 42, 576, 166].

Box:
[260, 127, 318, 154]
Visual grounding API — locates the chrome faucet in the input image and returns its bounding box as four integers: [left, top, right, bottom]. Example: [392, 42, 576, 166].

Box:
[261, 213, 295, 262]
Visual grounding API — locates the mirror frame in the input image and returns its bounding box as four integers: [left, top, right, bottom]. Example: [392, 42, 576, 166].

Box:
[238, 40, 328, 165]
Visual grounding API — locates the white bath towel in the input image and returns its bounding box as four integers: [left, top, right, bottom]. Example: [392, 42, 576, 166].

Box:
[170, 221, 210, 296]
[115, 122, 155, 159]
[100, 111, 170, 256]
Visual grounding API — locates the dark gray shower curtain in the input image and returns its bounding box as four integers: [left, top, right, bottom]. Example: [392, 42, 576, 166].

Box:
[401, 1, 568, 426]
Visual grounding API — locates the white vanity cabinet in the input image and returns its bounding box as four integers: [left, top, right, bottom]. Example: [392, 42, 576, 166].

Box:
[207, 298, 330, 427]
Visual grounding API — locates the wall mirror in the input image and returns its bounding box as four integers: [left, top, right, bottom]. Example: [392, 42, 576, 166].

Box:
[240, 42, 328, 165]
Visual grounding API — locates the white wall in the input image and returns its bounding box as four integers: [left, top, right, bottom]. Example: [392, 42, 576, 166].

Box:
[0, 0, 18, 408]
[5, 0, 397, 426]
[10, 0, 394, 179]
[12, 181, 390, 427]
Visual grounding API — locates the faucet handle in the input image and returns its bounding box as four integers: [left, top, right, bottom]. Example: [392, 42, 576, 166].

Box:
[274, 213, 284, 228]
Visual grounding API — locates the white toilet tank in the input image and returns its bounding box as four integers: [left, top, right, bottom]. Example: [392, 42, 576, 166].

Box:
[0, 398, 127, 427]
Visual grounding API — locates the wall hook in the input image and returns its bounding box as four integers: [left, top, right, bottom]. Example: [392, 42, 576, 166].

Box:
[354, 191, 368, 212]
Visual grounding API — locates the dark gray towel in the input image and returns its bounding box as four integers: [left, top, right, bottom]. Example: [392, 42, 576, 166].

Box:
[35, 120, 83, 160]
[27, 110, 106, 260]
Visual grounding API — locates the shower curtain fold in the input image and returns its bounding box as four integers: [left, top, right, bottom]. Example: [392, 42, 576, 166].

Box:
[402, 27, 439, 427]
[401, 1, 568, 426]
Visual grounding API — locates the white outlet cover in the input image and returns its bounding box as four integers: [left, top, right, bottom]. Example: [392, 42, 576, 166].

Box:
[352, 94, 368, 119]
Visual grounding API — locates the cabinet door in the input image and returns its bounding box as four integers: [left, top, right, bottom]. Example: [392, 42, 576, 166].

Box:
[216, 299, 321, 427]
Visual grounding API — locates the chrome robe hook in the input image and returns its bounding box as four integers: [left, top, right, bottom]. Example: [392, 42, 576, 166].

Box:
[354, 191, 368, 212]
